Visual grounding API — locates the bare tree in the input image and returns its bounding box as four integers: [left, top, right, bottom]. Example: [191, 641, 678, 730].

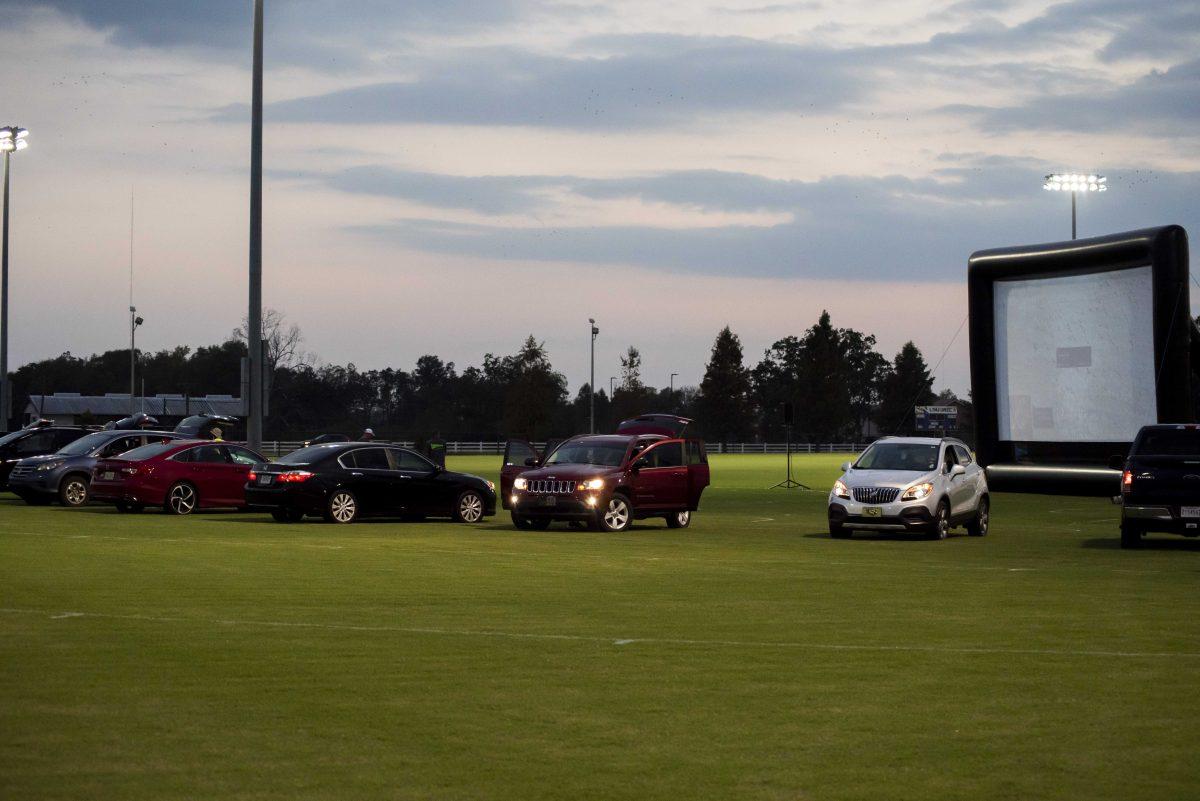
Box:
[233, 308, 313, 374]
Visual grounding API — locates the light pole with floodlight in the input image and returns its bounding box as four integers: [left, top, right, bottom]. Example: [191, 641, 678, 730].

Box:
[1043, 173, 1106, 239]
[247, 0, 265, 449]
[0, 125, 28, 430]
[130, 308, 144, 414]
[610, 376, 616, 398]
[588, 318, 599, 433]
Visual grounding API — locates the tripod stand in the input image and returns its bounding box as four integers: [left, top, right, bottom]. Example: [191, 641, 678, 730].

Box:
[771, 424, 809, 489]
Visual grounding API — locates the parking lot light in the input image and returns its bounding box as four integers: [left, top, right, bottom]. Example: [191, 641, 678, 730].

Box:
[1043, 173, 1107, 239]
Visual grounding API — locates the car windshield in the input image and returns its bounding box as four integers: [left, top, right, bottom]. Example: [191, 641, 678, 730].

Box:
[276, 446, 331, 465]
[545, 441, 628, 467]
[0, 429, 31, 447]
[56, 432, 114, 456]
[117, 442, 178, 462]
[1135, 429, 1200, 456]
[854, 443, 939, 472]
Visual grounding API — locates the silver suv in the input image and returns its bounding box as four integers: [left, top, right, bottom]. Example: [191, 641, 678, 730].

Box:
[827, 437, 989, 539]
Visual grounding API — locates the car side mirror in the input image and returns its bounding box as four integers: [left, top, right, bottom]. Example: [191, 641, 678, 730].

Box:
[524, 457, 539, 467]
[950, 464, 966, 477]
[840, 461, 851, 472]
[1108, 455, 1125, 471]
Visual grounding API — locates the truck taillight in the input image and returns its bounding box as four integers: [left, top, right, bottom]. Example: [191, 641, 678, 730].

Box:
[277, 471, 314, 483]
[1121, 470, 1133, 493]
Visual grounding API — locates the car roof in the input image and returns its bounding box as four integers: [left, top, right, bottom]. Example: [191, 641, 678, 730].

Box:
[872, 436, 966, 446]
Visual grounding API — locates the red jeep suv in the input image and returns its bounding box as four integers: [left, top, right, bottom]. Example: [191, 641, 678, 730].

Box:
[502, 416, 710, 532]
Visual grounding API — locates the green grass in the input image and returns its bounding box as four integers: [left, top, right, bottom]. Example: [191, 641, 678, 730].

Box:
[2, 454, 1199, 800]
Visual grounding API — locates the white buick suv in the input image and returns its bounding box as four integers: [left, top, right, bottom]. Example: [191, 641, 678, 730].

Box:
[827, 437, 989, 539]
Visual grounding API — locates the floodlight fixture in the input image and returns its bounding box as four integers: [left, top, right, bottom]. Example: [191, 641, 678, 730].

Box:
[1042, 172, 1107, 238]
[0, 127, 28, 153]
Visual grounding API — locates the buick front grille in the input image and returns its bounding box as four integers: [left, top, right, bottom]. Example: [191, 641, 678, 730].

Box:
[853, 486, 900, 504]
[526, 480, 576, 494]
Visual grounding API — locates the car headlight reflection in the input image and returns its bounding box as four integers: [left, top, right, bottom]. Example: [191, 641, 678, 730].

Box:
[485, 480, 495, 492]
[833, 479, 851, 499]
[513, 477, 527, 490]
[901, 483, 934, 501]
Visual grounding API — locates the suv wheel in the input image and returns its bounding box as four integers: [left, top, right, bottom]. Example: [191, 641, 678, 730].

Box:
[59, 475, 90, 507]
[665, 510, 691, 529]
[1120, 522, 1142, 549]
[966, 496, 989, 536]
[596, 494, 633, 532]
[929, 500, 950, 540]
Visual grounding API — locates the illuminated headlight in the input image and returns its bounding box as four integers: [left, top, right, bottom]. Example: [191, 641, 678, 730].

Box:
[36, 460, 65, 472]
[901, 483, 934, 501]
[513, 477, 527, 490]
[833, 479, 851, 499]
[485, 480, 495, 492]
[586, 496, 598, 507]
[578, 478, 605, 491]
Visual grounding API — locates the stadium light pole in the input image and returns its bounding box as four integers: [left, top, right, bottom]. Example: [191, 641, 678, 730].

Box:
[1044, 173, 1106, 240]
[0, 126, 29, 431]
[247, 0, 265, 449]
[610, 376, 616, 397]
[589, 318, 598, 434]
[129, 308, 143, 414]
[670, 372, 678, 408]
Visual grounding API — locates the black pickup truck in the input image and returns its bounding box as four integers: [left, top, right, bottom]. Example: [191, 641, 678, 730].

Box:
[1113, 424, 1200, 548]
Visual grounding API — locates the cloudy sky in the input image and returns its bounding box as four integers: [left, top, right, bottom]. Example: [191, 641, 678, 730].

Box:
[1, 0, 1197, 396]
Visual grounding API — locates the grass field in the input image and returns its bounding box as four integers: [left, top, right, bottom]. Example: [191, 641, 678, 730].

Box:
[3, 454, 1199, 800]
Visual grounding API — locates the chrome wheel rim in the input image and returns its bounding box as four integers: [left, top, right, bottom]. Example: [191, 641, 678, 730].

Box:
[936, 506, 949, 539]
[978, 503, 989, 535]
[64, 479, 87, 506]
[169, 484, 196, 515]
[330, 493, 356, 523]
[459, 493, 483, 522]
[676, 511, 690, 526]
[604, 498, 630, 530]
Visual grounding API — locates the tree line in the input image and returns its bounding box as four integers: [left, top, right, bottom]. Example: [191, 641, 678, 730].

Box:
[10, 310, 968, 442]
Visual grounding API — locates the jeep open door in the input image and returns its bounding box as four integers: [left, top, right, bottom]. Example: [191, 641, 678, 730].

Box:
[686, 439, 710, 510]
[500, 440, 541, 509]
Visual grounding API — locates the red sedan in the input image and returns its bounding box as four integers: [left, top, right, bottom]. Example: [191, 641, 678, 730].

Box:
[91, 440, 265, 515]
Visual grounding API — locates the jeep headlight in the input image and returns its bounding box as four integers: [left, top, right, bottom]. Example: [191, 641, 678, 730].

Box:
[36, 460, 64, 472]
[901, 483, 933, 501]
[833, 479, 851, 499]
[578, 477, 605, 491]
[513, 477, 527, 490]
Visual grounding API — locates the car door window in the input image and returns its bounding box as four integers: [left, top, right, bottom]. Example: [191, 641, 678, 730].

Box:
[943, 446, 958, 472]
[349, 447, 390, 470]
[504, 440, 538, 466]
[99, 436, 143, 458]
[54, 430, 83, 449]
[14, 431, 56, 454]
[226, 446, 262, 465]
[953, 445, 973, 465]
[687, 441, 707, 465]
[646, 442, 683, 468]
[190, 445, 229, 464]
[390, 449, 434, 472]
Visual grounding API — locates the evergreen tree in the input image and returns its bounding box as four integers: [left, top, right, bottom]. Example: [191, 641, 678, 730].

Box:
[876, 342, 936, 435]
[697, 327, 753, 442]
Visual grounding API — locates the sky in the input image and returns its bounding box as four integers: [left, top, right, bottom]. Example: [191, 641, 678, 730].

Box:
[0, 0, 1197, 397]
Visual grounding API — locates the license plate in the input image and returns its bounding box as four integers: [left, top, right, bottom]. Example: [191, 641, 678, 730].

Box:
[540, 495, 557, 507]
[257, 474, 273, 486]
[863, 507, 882, 517]
[102, 471, 114, 481]
[1182, 506, 1200, 518]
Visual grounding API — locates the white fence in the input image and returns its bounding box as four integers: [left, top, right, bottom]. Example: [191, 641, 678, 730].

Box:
[256, 441, 868, 458]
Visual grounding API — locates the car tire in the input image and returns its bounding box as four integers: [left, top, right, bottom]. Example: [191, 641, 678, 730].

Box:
[324, 490, 359, 524]
[453, 490, 486, 523]
[595, 493, 633, 533]
[271, 508, 304, 523]
[1120, 522, 1142, 549]
[966, 496, 989, 537]
[665, 510, 691, 529]
[58, 475, 91, 507]
[929, 500, 950, 540]
[829, 522, 851, 538]
[115, 501, 144, 514]
[165, 482, 198, 515]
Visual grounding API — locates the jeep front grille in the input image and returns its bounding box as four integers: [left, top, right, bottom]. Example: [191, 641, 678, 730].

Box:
[853, 486, 900, 504]
[526, 479, 576, 494]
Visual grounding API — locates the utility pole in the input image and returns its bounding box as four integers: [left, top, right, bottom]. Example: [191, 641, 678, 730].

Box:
[247, 0, 265, 449]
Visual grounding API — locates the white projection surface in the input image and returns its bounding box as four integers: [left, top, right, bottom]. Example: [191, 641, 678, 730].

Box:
[994, 266, 1157, 442]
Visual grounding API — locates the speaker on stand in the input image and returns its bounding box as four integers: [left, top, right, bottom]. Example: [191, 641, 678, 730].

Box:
[771, 401, 808, 489]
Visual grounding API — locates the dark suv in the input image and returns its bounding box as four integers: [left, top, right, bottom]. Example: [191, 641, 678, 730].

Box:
[8, 429, 179, 506]
[1113, 424, 1200, 548]
[502, 423, 710, 532]
[0, 423, 90, 491]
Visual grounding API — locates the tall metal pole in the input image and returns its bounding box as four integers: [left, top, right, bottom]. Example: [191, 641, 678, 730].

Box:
[0, 151, 9, 430]
[247, 0, 265, 449]
[588, 318, 597, 434]
[1071, 190, 1077, 240]
[129, 308, 136, 413]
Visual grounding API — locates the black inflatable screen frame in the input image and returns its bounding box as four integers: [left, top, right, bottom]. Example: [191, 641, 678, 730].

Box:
[968, 225, 1191, 493]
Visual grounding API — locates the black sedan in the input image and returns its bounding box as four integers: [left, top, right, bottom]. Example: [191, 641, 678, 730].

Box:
[245, 442, 496, 524]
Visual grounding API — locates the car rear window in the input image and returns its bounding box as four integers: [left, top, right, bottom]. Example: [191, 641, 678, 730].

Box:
[118, 442, 178, 461]
[1134, 429, 1200, 456]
